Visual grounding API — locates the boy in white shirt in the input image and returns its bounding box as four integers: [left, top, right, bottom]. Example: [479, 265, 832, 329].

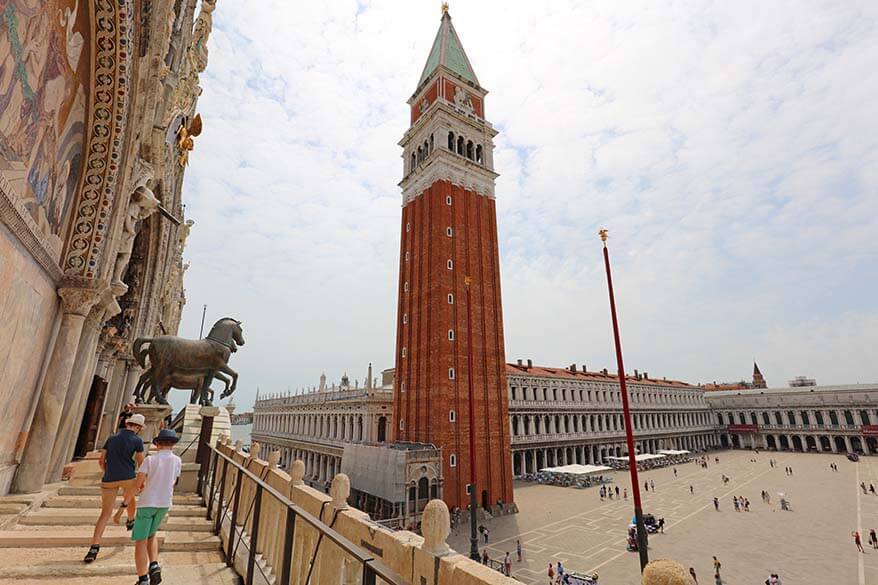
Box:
[131, 429, 182, 585]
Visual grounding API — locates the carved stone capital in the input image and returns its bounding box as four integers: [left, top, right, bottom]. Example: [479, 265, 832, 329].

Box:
[58, 286, 103, 317]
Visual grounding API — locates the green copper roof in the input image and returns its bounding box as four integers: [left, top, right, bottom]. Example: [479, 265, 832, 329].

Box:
[417, 12, 479, 88]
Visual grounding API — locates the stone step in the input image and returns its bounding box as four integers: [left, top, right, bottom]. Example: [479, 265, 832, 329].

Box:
[0, 529, 218, 550]
[0, 563, 240, 584]
[45, 494, 203, 508]
[18, 509, 213, 532]
[0, 526, 166, 548]
[0, 546, 224, 569]
[58, 486, 203, 502]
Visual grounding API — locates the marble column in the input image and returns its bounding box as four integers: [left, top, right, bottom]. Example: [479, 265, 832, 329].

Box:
[13, 286, 101, 493]
[48, 297, 120, 481]
[96, 357, 129, 447]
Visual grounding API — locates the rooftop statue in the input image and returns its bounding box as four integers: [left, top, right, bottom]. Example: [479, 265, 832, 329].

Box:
[132, 317, 244, 406]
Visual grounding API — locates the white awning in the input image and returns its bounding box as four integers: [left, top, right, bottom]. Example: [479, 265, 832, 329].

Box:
[657, 449, 690, 456]
[606, 453, 667, 462]
[538, 464, 613, 476]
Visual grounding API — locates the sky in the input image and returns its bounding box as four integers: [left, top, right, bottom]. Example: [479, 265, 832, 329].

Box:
[176, 1, 878, 411]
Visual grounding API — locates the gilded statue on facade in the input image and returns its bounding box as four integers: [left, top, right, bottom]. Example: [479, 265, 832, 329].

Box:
[176, 114, 203, 167]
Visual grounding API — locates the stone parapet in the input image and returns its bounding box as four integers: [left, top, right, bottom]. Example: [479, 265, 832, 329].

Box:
[209, 438, 517, 585]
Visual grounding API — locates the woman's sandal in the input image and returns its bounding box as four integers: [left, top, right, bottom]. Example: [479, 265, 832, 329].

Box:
[83, 544, 100, 563]
[126, 519, 136, 531]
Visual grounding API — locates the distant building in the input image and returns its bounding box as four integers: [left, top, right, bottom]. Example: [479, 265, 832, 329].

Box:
[705, 383, 878, 454]
[229, 411, 253, 425]
[703, 362, 767, 391]
[252, 365, 443, 528]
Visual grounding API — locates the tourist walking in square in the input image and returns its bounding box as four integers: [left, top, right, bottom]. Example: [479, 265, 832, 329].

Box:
[853, 531, 865, 553]
[131, 428, 182, 585]
[504, 552, 512, 576]
[547, 562, 554, 584]
[516, 539, 522, 561]
[689, 566, 698, 583]
[712, 555, 721, 576]
[690, 485, 694, 494]
[84, 413, 145, 563]
[869, 529, 878, 549]
[482, 550, 489, 565]
[713, 497, 719, 511]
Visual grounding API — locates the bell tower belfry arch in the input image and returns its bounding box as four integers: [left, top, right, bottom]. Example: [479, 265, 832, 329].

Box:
[393, 7, 513, 510]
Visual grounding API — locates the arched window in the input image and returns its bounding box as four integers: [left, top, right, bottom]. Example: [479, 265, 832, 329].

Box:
[430, 134, 434, 151]
[800, 410, 810, 425]
[446, 226, 453, 237]
[476, 144, 483, 164]
[448, 329, 454, 341]
[402, 313, 408, 324]
[762, 412, 770, 425]
[417, 145, 422, 164]
[466, 140, 474, 160]
[410, 152, 416, 171]
[424, 140, 429, 157]
[446, 195, 452, 206]
[448, 368, 455, 380]
[447, 259, 453, 270]
[448, 131, 455, 150]
[401, 347, 406, 357]
[447, 293, 454, 304]
[457, 135, 465, 155]
[844, 410, 855, 425]
[450, 410, 456, 422]
[450, 454, 457, 467]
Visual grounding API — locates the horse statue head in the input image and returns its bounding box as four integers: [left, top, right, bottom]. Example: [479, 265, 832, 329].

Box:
[206, 317, 245, 351]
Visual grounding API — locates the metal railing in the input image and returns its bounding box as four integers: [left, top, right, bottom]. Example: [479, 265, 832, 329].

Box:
[204, 444, 406, 585]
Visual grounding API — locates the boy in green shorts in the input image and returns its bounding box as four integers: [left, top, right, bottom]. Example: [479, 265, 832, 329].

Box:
[132, 429, 182, 585]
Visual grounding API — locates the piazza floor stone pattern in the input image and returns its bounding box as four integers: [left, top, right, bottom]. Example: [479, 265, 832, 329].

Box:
[448, 450, 878, 584]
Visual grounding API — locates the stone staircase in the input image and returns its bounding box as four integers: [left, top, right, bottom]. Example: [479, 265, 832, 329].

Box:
[0, 459, 240, 585]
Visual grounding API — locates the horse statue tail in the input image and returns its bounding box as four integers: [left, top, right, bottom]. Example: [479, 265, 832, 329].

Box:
[132, 337, 152, 368]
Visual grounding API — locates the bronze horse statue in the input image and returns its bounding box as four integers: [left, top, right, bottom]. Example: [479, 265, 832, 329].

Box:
[132, 317, 244, 406]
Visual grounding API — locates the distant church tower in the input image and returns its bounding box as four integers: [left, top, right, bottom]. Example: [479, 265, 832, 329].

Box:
[393, 7, 513, 510]
[752, 362, 767, 389]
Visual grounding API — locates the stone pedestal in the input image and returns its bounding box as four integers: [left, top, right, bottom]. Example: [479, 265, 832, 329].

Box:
[133, 404, 172, 444]
[175, 404, 231, 463]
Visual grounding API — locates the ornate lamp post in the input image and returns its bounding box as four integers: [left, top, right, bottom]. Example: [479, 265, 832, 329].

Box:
[599, 229, 649, 570]
[464, 276, 481, 561]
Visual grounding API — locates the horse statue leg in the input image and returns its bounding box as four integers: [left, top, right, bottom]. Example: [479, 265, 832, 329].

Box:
[215, 372, 232, 400]
[198, 371, 215, 407]
[133, 369, 153, 404]
[152, 370, 169, 405]
[216, 364, 238, 396]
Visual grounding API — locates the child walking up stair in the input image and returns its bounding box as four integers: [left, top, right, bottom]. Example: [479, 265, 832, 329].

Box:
[133, 429, 182, 585]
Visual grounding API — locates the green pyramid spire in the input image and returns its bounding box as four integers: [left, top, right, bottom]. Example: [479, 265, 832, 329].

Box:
[417, 9, 480, 89]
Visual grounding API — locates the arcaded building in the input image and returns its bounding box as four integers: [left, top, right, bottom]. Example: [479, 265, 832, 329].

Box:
[0, 0, 215, 495]
[507, 362, 718, 476]
[705, 383, 878, 454]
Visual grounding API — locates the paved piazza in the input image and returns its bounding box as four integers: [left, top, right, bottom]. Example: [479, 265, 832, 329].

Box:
[449, 450, 878, 584]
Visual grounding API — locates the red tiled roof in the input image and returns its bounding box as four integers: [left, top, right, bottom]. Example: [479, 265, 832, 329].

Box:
[505, 363, 694, 389]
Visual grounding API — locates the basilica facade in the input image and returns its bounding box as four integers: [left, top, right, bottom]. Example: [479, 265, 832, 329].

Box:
[0, 0, 215, 495]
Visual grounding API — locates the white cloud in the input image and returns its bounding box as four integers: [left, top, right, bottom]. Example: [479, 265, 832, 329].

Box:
[175, 1, 878, 410]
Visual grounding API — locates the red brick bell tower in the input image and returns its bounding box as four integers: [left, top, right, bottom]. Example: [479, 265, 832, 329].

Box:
[393, 8, 513, 510]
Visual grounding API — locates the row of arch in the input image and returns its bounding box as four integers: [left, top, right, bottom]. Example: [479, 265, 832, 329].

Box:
[510, 382, 705, 407]
[718, 407, 875, 428]
[254, 412, 389, 444]
[512, 433, 717, 476]
[406, 131, 486, 175]
[510, 410, 711, 437]
[722, 432, 878, 455]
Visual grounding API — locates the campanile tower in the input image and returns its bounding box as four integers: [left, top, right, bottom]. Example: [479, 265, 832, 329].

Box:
[394, 7, 513, 510]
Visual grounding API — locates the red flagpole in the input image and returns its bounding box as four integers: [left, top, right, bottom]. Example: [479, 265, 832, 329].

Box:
[600, 229, 649, 571]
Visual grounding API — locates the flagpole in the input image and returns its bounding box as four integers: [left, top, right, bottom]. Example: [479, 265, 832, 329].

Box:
[600, 229, 649, 571]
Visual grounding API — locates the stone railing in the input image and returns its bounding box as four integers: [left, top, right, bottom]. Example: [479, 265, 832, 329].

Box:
[206, 437, 517, 585]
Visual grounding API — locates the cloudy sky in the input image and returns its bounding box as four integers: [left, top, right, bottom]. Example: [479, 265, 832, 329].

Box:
[177, 1, 878, 410]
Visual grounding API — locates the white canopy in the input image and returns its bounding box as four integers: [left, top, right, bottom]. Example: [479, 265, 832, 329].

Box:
[657, 449, 690, 456]
[538, 464, 612, 476]
[606, 453, 667, 462]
